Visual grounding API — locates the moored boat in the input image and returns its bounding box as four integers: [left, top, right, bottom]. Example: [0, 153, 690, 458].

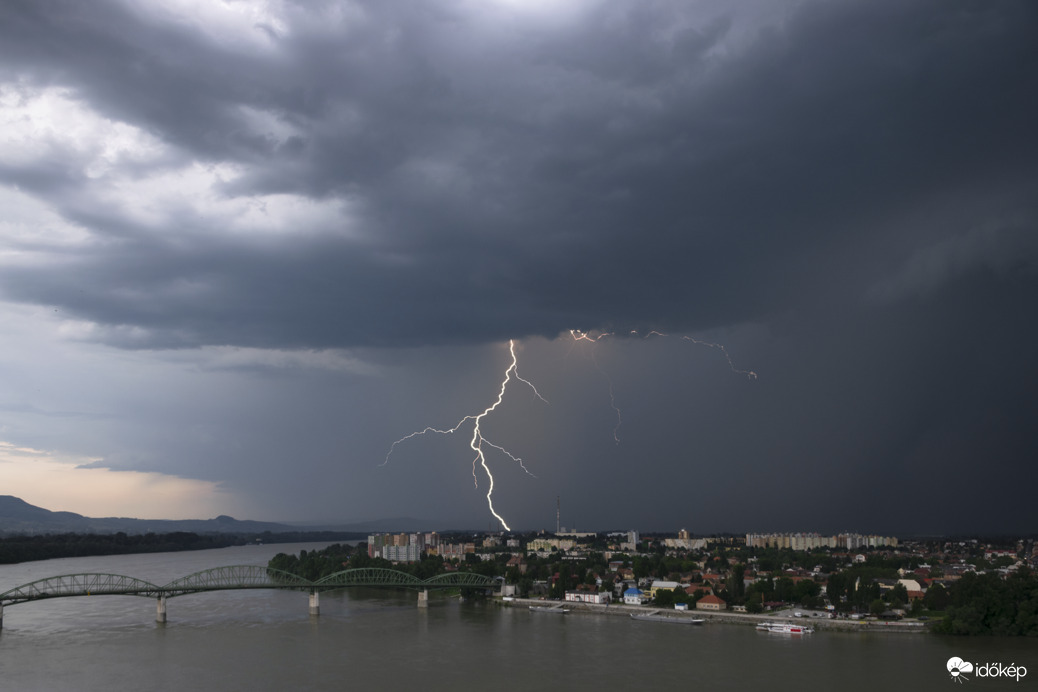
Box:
[631, 613, 704, 624]
[529, 605, 569, 614]
[764, 621, 813, 634]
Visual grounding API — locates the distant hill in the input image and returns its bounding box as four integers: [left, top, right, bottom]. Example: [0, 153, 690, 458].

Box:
[0, 495, 297, 535]
[0, 496, 447, 535]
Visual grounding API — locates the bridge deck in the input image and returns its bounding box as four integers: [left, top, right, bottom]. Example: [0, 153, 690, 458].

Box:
[1, 566, 501, 605]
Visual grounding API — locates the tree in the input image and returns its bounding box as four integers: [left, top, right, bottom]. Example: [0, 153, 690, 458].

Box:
[726, 564, 746, 603]
[654, 586, 689, 608]
[774, 577, 796, 603]
[654, 588, 676, 608]
[827, 572, 847, 605]
[633, 556, 650, 581]
[853, 578, 880, 608]
[795, 578, 820, 603]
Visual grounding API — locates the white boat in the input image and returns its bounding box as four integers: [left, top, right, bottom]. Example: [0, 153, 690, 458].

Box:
[764, 622, 813, 634]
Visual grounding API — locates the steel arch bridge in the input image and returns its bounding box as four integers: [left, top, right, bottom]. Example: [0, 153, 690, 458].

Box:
[0, 566, 502, 606]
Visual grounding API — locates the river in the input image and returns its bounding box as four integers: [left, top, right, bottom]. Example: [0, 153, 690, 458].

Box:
[0, 543, 1031, 691]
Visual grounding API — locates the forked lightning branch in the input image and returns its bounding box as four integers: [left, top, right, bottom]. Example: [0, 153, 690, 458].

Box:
[382, 333, 756, 530]
[382, 340, 546, 531]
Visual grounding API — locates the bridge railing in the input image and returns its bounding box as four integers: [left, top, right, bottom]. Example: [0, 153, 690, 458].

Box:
[1, 566, 502, 606]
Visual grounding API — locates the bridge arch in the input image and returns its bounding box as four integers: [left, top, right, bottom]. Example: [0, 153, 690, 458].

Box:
[161, 565, 312, 597]
[312, 568, 500, 591]
[420, 572, 502, 589]
[0, 573, 163, 604]
[313, 567, 423, 590]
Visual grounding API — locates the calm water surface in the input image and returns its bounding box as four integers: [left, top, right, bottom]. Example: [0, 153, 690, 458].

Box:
[0, 544, 1031, 691]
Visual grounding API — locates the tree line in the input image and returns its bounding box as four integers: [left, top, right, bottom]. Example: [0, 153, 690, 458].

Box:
[0, 532, 241, 564]
[932, 570, 1037, 636]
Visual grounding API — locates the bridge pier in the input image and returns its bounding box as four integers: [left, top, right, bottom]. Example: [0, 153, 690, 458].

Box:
[418, 589, 429, 608]
[156, 595, 167, 623]
[1, 602, 4, 629]
[309, 591, 320, 616]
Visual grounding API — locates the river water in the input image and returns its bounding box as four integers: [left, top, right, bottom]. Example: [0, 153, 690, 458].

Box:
[0, 543, 1031, 691]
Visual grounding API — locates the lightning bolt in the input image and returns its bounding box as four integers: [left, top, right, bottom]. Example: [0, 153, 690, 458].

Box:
[680, 335, 758, 379]
[385, 330, 754, 528]
[570, 328, 757, 442]
[383, 340, 546, 531]
[642, 330, 758, 380]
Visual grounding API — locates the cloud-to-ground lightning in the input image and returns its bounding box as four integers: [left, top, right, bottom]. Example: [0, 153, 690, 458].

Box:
[385, 330, 754, 527]
[383, 340, 546, 530]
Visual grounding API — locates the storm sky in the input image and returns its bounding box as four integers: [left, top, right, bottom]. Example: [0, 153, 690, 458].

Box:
[1, 0, 1035, 535]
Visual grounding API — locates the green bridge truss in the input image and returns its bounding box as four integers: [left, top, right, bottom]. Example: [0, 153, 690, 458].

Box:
[0, 566, 502, 606]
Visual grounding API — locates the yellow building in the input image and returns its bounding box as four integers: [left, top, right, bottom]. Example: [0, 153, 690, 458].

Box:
[649, 580, 681, 599]
[696, 594, 726, 611]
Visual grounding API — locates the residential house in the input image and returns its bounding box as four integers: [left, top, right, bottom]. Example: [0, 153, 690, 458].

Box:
[565, 591, 611, 605]
[696, 594, 727, 611]
[624, 588, 647, 605]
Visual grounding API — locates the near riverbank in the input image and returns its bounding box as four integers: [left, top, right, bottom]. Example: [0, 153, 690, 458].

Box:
[502, 597, 930, 633]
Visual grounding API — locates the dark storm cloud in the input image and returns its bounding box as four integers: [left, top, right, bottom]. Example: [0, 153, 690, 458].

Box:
[1, 0, 1037, 533]
[1, 0, 1034, 350]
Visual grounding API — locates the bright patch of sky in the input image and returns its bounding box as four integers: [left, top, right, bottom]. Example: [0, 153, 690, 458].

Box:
[0, 441, 242, 519]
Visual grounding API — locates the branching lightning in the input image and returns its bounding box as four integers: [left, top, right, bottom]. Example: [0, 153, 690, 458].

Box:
[656, 331, 758, 381]
[382, 340, 546, 531]
[569, 328, 757, 442]
[384, 330, 755, 529]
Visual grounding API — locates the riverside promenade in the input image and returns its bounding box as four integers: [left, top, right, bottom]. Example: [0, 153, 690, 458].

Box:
[503, 597, 930, 634]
